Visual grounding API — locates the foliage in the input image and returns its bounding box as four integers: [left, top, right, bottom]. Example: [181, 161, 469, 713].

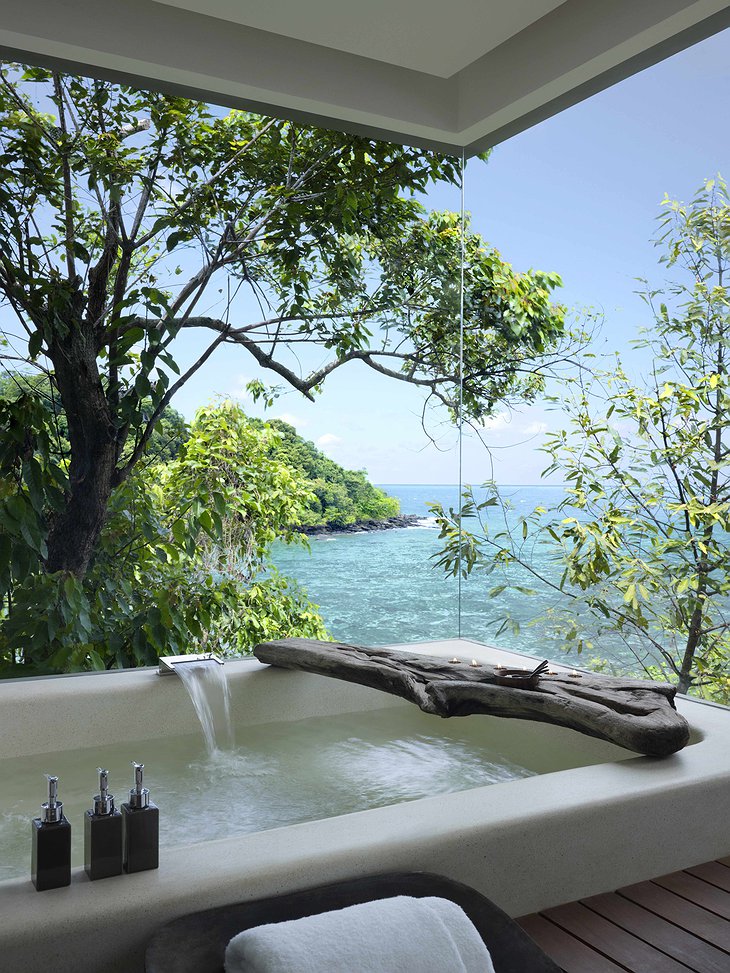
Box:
[373, 210, 567, 420]
[433, 179, 730, 701]
[0, 62, 565, 584]
[0, 401, 325, 675]
[209, 573, 327, 657]
[160, 403, 309, 575]
[0, 372, 188, 464]
[262, 419, 399, 527]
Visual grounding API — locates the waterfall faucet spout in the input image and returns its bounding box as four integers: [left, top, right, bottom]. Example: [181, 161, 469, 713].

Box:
[158, 653, 224, 676]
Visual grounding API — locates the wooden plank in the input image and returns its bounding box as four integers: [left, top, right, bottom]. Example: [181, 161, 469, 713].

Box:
[618, 880, 730, 953]
[518, 914, 629, 973]
[647, 872, 730, 922]
[581, 891, 729, 973]
[715, 857, 730, 870]
[686, 863, 730, 894]
[544, 901, 695, 973]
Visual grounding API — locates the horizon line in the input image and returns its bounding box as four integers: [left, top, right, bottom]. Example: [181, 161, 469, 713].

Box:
[375, 482, 567, 488]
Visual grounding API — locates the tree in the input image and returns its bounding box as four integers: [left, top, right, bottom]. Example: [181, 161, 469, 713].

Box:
[155, 402, 328, 656]
[0, 400, 327, 674]
[0, 372, 189, 463]
[433, 179, 730, 701]
[0, 63, 568, 673]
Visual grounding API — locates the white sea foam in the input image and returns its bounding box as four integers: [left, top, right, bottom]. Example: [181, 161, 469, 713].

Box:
[410, 516, 438, 528]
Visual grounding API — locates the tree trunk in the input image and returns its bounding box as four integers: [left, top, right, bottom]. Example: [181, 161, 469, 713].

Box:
[677, 605, 703, 695]
[44, 321, 119, 578]
[44, 436, 117, 577]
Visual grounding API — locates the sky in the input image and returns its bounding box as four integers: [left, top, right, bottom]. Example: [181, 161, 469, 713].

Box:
[163, 26, 730, 486]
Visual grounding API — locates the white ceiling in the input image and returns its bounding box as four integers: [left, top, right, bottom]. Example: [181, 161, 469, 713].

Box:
[152, 0, 565, 77]
[1, 0, 729, 154]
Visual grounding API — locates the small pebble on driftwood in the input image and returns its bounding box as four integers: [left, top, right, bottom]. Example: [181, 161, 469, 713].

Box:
[253, 639, 690, 757]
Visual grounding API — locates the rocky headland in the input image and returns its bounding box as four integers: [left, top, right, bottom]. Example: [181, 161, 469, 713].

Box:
[295, 514, 422, 536]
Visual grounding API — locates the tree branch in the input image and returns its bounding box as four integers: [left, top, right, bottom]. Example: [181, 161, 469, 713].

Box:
[113, 326, 231, 483]
[52, 73, 77, 282]
[133, 117, 278, 251]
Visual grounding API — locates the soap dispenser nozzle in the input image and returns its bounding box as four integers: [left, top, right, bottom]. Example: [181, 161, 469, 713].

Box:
[94, 768, 115, 816]
[41, 774, 63, 824]
[129, 761, 150, 809]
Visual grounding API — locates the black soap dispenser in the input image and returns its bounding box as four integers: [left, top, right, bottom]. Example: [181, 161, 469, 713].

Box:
[121, 762, 159, 873]
[32, 774, 71, 891]
[84, 768, 123, 880]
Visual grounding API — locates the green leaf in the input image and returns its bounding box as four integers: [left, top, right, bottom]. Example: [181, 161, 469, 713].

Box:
[28, 330, 43, 359]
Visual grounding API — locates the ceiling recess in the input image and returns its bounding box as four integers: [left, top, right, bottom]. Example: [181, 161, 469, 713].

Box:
[1, 0, 729, 153]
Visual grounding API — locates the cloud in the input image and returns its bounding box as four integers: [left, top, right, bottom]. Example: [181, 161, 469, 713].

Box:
[274, 412, 307, 429]
[316, 433, 342, 452]
[523, 421, 548, 436]
[480, 412, 510, 430]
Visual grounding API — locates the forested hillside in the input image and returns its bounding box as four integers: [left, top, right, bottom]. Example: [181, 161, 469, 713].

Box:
[264, 419, 400, 527]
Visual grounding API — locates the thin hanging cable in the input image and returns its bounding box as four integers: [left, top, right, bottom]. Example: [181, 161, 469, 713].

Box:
[457, 149, 466, 639]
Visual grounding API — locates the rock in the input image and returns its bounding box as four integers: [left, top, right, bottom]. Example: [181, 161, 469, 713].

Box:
[295, 514, 422, 536]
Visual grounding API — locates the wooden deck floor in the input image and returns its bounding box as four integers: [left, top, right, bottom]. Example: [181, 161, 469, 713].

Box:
[517, 858, 730, 972]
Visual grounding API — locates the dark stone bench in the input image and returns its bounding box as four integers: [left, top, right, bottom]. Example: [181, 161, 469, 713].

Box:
[145, 871, 561, 973]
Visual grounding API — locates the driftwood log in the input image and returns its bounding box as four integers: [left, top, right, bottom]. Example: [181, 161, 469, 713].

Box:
[254, 639, 690, 757]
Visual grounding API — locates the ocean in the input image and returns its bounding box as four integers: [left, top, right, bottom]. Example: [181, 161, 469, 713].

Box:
[270, 484, 645, 670]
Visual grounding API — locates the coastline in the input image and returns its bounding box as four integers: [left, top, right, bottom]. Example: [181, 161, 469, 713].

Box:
[294, 514, 423, 536]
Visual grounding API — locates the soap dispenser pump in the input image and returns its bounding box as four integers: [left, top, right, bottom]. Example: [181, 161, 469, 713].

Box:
[84, 768, 123, 880]
[121, 762, 159, 873]
[32, 774, 71, 891]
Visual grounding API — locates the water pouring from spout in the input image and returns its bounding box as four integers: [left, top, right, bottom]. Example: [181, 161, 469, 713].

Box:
[160, 655, 234, 755]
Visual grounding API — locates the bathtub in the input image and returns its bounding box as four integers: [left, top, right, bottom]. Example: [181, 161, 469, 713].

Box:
[0, 638, 729, 973]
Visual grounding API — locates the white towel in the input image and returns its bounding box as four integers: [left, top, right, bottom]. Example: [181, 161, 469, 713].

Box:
[224, 894, 496, 973]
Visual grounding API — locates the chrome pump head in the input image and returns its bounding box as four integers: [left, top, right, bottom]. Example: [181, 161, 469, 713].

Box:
[41, 774, 63, 824]
[128, 761, 150, 809]
[94, 768, 115, 816]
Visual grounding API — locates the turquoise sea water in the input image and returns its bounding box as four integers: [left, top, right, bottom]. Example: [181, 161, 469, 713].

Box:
[271, 484, 643, 668]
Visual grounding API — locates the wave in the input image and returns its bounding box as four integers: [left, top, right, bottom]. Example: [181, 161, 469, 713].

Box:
[408, 516, 439, 529]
